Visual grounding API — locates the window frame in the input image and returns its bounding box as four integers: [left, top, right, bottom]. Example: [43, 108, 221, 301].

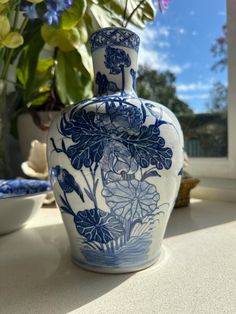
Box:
[188, 0, 236, 179]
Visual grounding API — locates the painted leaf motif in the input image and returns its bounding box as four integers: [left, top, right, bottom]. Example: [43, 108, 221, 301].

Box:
[60, 109, 107, 169]
[74, 208, 124, 243]
[121, 125, 173, 169]
[57, 99, 173, 171]
[102, 179, 160, 220]
[141, 170, 161, 181]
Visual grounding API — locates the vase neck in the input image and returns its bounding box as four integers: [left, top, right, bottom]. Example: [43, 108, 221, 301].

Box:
[90, 28, 140, 97]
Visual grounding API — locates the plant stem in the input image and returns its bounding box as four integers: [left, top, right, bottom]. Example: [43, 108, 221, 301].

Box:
[19, 17, 29, 34]
[1, 50, 13, 80]
[123, 0, 129, 26]
[48, 48, 59, 110]
[81, 169, 97, 207]
[121, 65, 125, 94]
[90, 166, 98, 208]
[124, 0, 147, 27]
[13, 6, 20, 30]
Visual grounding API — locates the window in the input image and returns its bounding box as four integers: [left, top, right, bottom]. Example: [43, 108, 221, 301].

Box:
[136, 0, 236, 179]
[189, 0, 236, 178]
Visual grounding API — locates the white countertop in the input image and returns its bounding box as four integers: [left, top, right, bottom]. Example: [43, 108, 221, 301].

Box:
[0, 199, 236, 314]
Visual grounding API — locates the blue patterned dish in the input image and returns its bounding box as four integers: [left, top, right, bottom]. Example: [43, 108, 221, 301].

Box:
[0, 179, 51, 235]
[0, 179, 51, 199]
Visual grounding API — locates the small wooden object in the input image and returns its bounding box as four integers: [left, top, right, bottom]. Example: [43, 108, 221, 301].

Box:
[175, 178, 200, 208]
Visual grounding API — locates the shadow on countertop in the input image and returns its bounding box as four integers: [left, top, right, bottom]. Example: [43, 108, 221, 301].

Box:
[0, 223, 133, 314]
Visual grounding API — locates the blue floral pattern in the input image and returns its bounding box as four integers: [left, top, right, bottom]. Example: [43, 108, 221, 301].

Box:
[102, 179, 160, 220]
[103, 46, 131, 93]
[50, 95, 174, 267]
[130, 68, 137, 91]
[95, 101, 142, 135]
[49, 29, 180, 269]
[74, 208, 124, 243]
[104, 46, 131, 75]
[95, 72, 119, 96]
[51, 98, 172, 172]
[100, 141, 138, 177]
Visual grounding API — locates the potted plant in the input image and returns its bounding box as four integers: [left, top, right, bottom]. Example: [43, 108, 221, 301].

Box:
[15, 0, 158, 159]
[1, 0, 166, 178]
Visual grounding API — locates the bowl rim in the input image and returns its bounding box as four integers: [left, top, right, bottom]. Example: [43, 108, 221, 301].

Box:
[0, 179, 52, 200]
[0, 190, 51, 200]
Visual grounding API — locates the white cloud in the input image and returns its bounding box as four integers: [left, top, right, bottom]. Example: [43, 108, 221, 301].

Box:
[176, 82, 212, 92]
[169, 63, 190, 74]
[157, 26, 170, 37]
[178, 94, 209, 100]
[178, 28, 185, 35]
[129, 24, 170, 45]
[138, 47, 190, 74]
[157, 41, 170, 48]
[129, 25, 190, 75]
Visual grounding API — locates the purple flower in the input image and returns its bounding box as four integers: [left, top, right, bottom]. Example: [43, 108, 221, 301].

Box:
[44, 3, 60, 25]
[56, 0, 72, 11]
[158, 0, 172, 13]
[22, 3, 38, 20]
[22, 0, 73, 25]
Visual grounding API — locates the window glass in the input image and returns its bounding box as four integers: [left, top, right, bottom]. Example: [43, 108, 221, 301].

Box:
[135, 0, 228, 157]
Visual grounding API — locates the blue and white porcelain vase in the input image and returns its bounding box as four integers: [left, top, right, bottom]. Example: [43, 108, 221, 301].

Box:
[48, 27, 184, 273]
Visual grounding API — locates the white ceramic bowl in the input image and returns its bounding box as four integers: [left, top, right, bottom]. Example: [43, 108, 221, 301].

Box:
[0, 179, 51, 235]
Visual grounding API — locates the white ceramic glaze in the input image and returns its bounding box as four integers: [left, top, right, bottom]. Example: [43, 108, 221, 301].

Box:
[48, 27, 184, 273]
[0, 193, 46, 235]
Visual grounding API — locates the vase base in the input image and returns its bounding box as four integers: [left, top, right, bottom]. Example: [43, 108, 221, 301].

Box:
[71, 247, 167, 274]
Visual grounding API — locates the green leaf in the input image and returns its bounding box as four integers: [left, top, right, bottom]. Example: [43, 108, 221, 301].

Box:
[88, 3, 122, 28]
[41, 25, 81, 51]
[109, 0, 155, 28]
[56, 50, 92, 105]
[16, 31, 44, 99]
[0, 15, 10, 38]
[30, 58, 54, 96]
[77, 19, 89, 43]
[60, 0, 87, 30]
[2, 32, 23, 48]
[29, 92, 51, 106]
[76, 43, 93, 78]
[37, 58, 54, 72]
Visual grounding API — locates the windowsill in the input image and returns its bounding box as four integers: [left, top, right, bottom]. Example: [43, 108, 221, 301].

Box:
[191, 176, 236, 203]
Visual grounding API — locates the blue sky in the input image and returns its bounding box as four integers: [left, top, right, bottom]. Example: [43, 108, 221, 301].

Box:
[131, 0, 227, 113]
